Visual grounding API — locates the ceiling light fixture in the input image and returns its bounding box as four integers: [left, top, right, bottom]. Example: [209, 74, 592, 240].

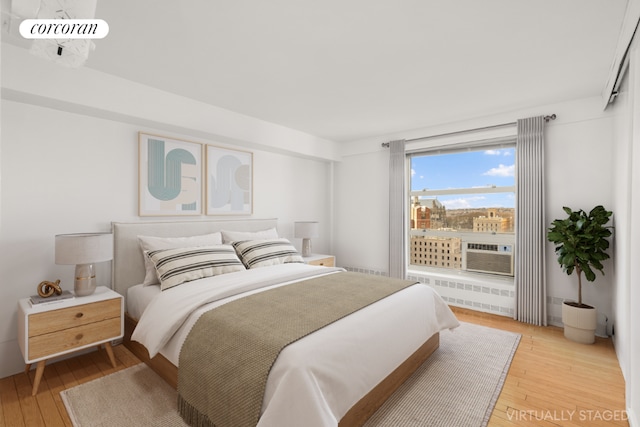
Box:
[10, 0, 100, 67]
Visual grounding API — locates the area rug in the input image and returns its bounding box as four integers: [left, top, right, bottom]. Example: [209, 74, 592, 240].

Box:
[61, 322, 520, 427]
[60, 363, 188, 427]
[364, 322, 520, 427]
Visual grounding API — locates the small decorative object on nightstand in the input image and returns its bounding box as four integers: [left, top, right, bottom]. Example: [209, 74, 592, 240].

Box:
[294, 221, 319, 257]
[18, 286, 124, 395]
[37, 279, 62, 297]
[303, 254, 335, 267]
[55, 232, 113, 296]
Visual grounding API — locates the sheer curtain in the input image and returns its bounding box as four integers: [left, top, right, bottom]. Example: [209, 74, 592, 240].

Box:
[388, 139, 407, 279]
[514, 116, 547, 325]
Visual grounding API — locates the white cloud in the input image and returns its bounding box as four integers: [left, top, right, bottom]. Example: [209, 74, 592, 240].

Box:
[442, 196, 486, 209]
[485, 149, 513, 156]
[483, 164, 514, 177]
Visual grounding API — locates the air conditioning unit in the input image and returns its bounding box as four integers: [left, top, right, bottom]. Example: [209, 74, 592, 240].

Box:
[465, 243, 513, 276]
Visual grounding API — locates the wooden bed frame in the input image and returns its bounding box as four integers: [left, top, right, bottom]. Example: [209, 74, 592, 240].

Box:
[112, 219, 440, 427]
[123, 314, 439, 427]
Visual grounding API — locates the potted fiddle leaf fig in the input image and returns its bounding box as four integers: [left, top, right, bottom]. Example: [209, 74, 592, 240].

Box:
[547, 205, 613, 344]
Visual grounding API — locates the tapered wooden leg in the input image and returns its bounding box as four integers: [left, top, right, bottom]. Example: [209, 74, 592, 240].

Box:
[31, 360, 46, 396]
[104, 342, 117, 368]
[24, 363, 31, 375]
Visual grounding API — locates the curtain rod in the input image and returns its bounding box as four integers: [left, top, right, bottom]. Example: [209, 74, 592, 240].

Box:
[381, 114, 556, 147]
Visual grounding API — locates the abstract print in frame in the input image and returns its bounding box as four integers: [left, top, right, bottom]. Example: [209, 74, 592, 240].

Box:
[206, 145, 253, 215]
[138, 133, 203, 216]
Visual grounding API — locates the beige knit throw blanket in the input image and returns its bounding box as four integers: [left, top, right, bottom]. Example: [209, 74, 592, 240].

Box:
[177, 271, 418, 427]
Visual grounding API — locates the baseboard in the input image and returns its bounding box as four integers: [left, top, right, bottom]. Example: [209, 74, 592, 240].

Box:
[628, 407, 638, 427]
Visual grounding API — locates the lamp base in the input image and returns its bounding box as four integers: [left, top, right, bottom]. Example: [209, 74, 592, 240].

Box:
[74, 263, 96, 296]
[301, 238, 312, 257]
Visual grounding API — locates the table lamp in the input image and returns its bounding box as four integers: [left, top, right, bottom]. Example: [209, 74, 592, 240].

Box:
[55, 232, 113, 296]
[294, 221, 319, 257]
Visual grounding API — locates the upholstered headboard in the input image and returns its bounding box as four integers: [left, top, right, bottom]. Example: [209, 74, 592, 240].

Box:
[111, 218, 278, 298]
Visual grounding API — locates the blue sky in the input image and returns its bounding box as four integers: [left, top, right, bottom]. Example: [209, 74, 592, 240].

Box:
[411, 147, 515, 209]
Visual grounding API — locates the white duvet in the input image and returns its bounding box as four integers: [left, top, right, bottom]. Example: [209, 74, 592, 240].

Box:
[131, 263, 459, 427]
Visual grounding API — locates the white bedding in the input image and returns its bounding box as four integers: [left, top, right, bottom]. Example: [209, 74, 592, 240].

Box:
[127, 284, 158, 320]
[130, 263, 459, 427]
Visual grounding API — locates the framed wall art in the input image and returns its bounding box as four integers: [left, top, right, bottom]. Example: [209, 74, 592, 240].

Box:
[138, 132, 203, 216]
[206, 145, 253, 215]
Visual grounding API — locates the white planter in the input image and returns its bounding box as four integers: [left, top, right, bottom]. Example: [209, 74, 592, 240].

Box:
[562, 302, 597, 344]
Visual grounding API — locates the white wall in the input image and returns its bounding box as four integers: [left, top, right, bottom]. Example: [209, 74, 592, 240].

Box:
[334, 149, 390, 274]
[610, 37, 640, 427]
[335, 97, 616, 330]
[0, 50, 335, 378]
[544, 107, 615, 330]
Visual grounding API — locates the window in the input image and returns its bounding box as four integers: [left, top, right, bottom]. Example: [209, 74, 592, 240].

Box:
[409, 144, 516, 277]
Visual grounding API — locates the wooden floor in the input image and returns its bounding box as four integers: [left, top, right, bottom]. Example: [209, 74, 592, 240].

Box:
[0, 308, 628, 427]
[0, 344, 140, 427]
[452, 307, 629, 427]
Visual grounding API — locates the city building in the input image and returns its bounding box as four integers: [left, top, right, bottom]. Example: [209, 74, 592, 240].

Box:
[411, 197, 446, 230]
[473, 208, 512, 233]
[410, 236, 462, 269]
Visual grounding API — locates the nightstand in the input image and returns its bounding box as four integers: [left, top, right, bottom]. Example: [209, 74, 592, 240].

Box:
[17, 286, 124, 395]
[303, 254, 336, 267]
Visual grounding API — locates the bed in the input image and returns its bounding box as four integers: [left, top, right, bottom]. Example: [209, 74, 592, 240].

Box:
[112, 218, 459, 427]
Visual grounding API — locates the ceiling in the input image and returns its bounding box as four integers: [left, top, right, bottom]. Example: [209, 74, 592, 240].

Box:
[11, 1, 633, 142]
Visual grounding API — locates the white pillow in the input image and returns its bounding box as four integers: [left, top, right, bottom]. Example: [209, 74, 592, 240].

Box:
[146, 245, 245, 291]
[232, 238, 304, 269]
[138, 232, 223, 285]
[221, 227, 278, 243]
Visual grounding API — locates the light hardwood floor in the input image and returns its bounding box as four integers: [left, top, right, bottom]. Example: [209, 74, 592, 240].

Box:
[0, 308, 628, 427]
[452, 307, 629, 427]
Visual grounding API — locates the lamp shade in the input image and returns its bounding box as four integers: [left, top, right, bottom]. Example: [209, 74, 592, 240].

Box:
[294, 221, 319, 239]
[55, 233, 113, 265]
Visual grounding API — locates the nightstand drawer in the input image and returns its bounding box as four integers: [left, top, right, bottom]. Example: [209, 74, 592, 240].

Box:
[28, 317, 121, 360]
[28, 299, 121, 337]
[308, 256, 335, 267]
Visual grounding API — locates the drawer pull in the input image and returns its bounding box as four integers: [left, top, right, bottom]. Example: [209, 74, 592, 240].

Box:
[76, 312, 84, 318]
[75, 333, 84, 341]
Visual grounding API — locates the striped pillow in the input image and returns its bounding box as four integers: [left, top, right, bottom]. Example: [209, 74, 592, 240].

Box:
[146, 245, 246, 291]
[138, 232, 223, 286]
[232, 238, 304, 269]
